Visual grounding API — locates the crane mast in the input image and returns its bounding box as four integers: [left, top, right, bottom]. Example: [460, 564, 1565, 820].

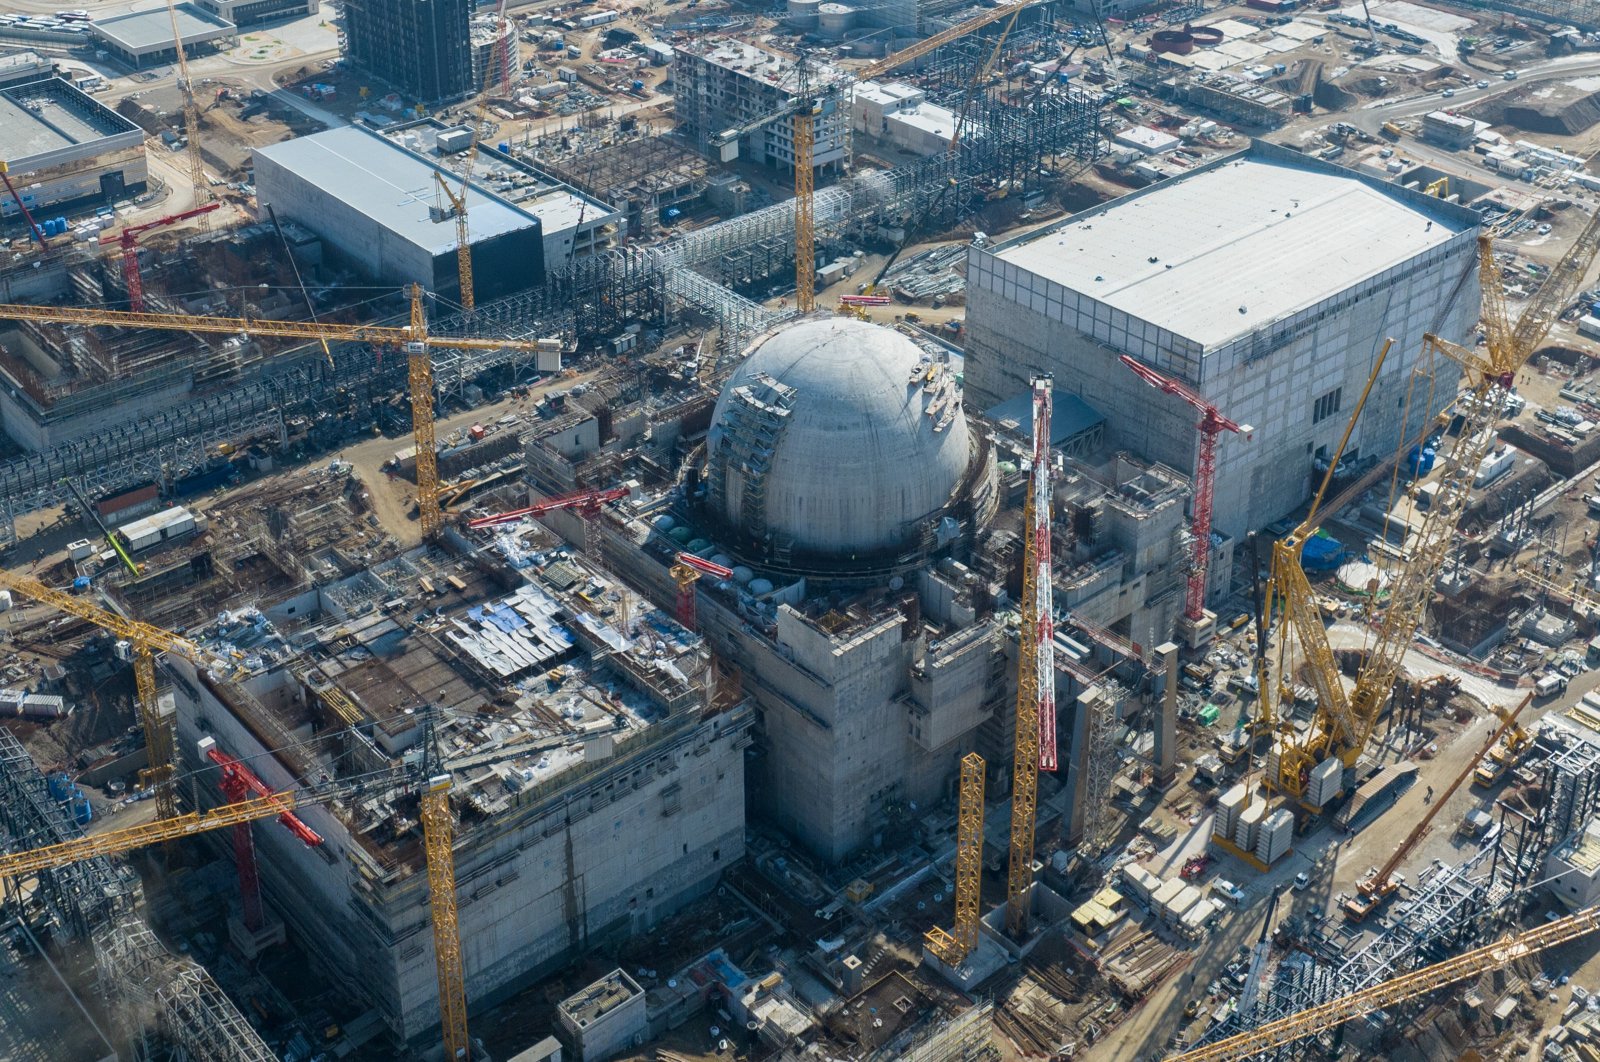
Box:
[163, 0, 213, 229]
[1007, 375, 1053, 938]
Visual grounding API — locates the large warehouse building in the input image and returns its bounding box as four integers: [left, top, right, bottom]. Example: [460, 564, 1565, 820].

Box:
[963, 141, 1481, 542]
[89, 4, 235, 68]
[0, 77, 146, 220]
[253, 126, 545, 304]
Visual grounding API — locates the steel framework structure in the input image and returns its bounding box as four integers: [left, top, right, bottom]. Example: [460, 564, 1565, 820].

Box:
[94, 918, 276, 1062]
[0, 728, 137, 939]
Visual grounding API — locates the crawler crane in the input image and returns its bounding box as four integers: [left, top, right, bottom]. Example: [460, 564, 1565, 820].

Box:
[1261, 211, 1600, 806]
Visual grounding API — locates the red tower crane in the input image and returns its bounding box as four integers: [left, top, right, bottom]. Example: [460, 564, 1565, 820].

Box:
[0, 161, 47, 247]
[671, 552, 733, 630]
[99, 202, 221, 311]
[200, 737, 322, 933]
[467, 485, 628, 529]
[1118, 355, 1251, 622]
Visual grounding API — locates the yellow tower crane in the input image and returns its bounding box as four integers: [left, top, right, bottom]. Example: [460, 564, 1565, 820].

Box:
[163, 0, 214, 229]
[0, 726, 480, 1059]
[711, 0, 1046, 314]
[435, 0, 515, 311]
[924, 752, 986, 966]
[1168, 902, 1600, 1061]
[1261, 205, 1600, 806]
[0, 285, 549, 540]
[0, 568, 239, 826]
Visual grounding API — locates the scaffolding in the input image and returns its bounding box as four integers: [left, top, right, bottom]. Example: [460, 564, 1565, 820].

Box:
[0, 727, 138, 939]
[94, 918, 278, 1062]
[1449, 0, 1600, 29]
[879, 1000, 998, 1062]
[1491, 722, 1600, 888]
[1078, 681, 1123, 857]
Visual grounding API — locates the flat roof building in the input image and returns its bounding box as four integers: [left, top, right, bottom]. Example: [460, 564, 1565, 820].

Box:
[193, 0, 319, 29]
[253, 125, 545, 303]
[673, 39, 850, 174]
[558, 970, 647, 1061]
[89, 4, 235, 68]
[965, 140, 1480, 565]
[0, 77, 146, 221]
[0, 51, 54, 90]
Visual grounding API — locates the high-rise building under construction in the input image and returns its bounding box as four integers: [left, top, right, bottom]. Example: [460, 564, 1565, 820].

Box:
[340, 0, 473, 102]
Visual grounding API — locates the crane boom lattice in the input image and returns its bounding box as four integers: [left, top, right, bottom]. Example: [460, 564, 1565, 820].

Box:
[925, 752, 986, 965]
[1007, 375, 1053, 939]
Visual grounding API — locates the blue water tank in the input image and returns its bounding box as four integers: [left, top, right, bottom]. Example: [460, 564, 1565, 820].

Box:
[54, 216, 66, 232]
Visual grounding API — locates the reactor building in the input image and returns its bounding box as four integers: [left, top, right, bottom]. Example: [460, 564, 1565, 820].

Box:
[962, 140, 1482, 544]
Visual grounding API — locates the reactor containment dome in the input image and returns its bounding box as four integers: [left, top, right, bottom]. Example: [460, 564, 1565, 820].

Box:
[706, 316, 974, 564]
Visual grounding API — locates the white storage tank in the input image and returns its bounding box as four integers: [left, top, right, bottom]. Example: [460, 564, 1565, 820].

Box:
[818, 3, 854, 38]
[786, 0, 821, 30]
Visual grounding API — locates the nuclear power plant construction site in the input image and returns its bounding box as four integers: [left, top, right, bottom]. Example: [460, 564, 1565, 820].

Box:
[11, 0, 1600, 1060]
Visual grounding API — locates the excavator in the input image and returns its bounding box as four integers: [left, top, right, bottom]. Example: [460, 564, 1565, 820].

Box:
[1473, 702, 1533, 787]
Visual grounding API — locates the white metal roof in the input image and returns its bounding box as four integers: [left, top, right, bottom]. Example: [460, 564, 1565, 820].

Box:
[254, 127, 539, 256]
[993, 154, 1472, 348]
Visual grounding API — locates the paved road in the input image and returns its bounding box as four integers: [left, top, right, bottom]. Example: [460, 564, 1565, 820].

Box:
[1332, 54, 1600, 135]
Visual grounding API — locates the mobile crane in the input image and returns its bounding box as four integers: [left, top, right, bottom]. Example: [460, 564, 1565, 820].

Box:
[1473, 699, 1534, 788]
[1261, 205, 1600, 807]
[1344, 692, 1533, 922]
[0, 285, 549, 540]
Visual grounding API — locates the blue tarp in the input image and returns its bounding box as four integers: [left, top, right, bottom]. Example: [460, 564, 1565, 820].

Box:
[1301, 532, 1345, 572]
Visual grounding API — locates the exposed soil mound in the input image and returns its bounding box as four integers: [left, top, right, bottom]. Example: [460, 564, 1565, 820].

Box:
[1478, 81, 1600, 135]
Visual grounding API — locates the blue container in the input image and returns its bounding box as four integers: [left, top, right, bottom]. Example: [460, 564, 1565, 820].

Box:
[498, 141, 510, 153]
[72, 575, 91, 590]
[54, 216, 66, 232]
[631, 79, 645, 91]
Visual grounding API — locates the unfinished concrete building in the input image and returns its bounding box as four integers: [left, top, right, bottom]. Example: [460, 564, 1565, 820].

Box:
[536, 132, 709, 243]
[339, 0, 473, 102]
[673, 39, 850, 175]
[150, 533, 751, 1048]
[964, 140, 1483, 541]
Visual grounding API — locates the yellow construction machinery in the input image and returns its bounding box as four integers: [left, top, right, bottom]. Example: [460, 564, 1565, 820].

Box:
[1261, 206, 1600, 807]
[163, 0, 214, 229]
[0, 285, 548, 540]
[924, 752, 986, 965]
[1473, 699, 1534, 787]
[0, 569, 239, 827]
[0, 724, 478, 1060]
[1344, 692, 1532, 922]
[1168, 902, 1600, 1061]
[437, 0, 515, 311]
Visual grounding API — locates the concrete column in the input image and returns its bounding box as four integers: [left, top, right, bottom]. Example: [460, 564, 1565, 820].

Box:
[1153, 641, 1180, 787]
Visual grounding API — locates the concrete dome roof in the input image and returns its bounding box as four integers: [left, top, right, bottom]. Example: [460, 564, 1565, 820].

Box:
[707, 316, 972, 560]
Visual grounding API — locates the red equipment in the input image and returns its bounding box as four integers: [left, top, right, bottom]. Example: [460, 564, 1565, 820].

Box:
[1028, 380, 1057, 771]
[1118, 355, 1249, 622]
[0, 164, 46, 247]
[202, 738, 322, 932]
[99, 202, 221, 311]
[467, 486, 628, 529]
[671, 552, 733, 630]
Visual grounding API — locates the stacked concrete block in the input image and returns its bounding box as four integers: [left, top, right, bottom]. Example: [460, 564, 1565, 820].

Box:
[1306, 756, 1343, 808]
[1214, 783, 1248, 840]
[1255, 808, 1294, 865]
[1234, 799, 1266, 853]
[1121, 863, 1161, 905]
